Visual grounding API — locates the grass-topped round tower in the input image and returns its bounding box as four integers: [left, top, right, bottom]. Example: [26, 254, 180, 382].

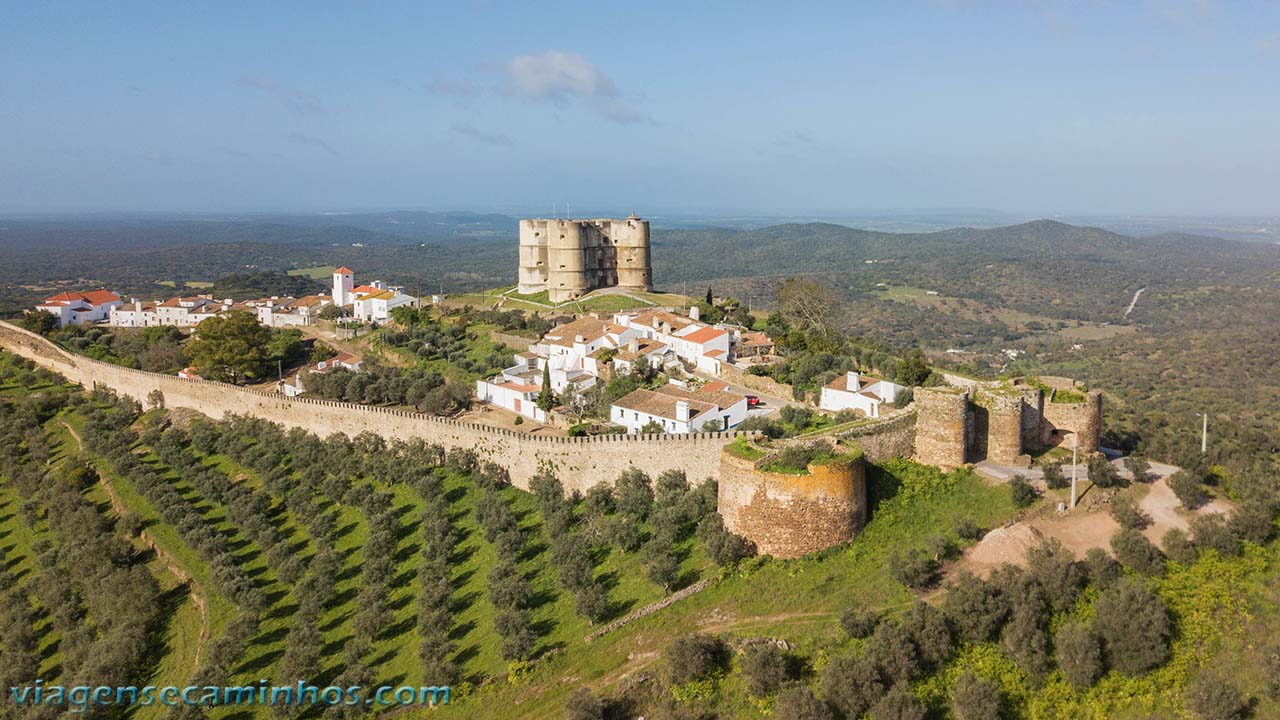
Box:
[718, 437, 867, 558]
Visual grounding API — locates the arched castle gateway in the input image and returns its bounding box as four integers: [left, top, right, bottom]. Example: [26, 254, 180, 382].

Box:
[0, 322, 1099, 559]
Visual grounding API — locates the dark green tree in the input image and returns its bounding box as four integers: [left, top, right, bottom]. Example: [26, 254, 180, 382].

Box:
[536, 363, 557, 412]
[185, 310, 271, 383]
[895, 348, 931, 387]
[1092, 577, 1170, 676]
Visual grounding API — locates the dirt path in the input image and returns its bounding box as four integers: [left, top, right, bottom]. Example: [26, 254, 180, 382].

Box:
[952, 474, 1233, 579]
[62, 420, 211, 678]
[1123, 286, 1147, 318]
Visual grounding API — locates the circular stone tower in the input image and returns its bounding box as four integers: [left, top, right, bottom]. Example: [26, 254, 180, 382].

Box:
[612, 214, 652, 291]
[718, 441, 867, 558]
[517, 220, 550, 295]
[547, 220, 588, 302]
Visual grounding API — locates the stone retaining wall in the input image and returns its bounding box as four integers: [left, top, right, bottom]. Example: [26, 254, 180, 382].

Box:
[0, 321, 740, 494]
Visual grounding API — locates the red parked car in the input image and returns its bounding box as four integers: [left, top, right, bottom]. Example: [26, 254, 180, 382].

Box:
[745, 395, 761, 407]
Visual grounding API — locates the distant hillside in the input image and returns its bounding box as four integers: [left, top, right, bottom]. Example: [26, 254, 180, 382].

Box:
[653, 219, 1278, 322]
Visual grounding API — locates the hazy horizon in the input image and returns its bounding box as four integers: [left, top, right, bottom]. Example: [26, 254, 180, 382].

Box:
[3, 2, 1280, 215]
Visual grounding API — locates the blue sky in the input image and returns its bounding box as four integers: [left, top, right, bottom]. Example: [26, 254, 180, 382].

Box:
[2, 1, 1278, 214]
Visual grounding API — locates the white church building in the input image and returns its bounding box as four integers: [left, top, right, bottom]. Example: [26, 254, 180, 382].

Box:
[332, 267, 418, 322]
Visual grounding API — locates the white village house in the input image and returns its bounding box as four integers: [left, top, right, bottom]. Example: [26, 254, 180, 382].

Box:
[819, 371, 906, 418]
[612, 308, 732, 374]
[611, 380, 748, 434]
[36, 289, 122, 327]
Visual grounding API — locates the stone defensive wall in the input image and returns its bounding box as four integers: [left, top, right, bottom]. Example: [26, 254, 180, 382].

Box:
[833, 409, 917, 463]
[0, 321, 740, 493]
[718, 444, 867, 559]
[1040, 391, 1103, 454]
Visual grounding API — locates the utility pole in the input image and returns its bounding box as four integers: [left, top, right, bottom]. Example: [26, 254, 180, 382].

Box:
[1069, 433, 1079, 509]
[1198, 412, 1208, 453]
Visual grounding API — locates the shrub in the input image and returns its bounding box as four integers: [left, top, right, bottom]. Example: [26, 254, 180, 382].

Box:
[839, 605, 878, 639]
[1092, 577, 1170, 676]
[1009, 475, 1039, 507]
[1162, 528, 1198, 565]
[865, 621, 920, 682]
[1041, 461, 1068, 489]
[953, 517, 984, 541]
[943, 571, 1008, 644]
[1169, 469, 1208, 509]
[1111, 527, 1165, 576]
[951, 670, 1001, 720]
[739, 641, 789, 697]
[1264, 642, 1280, 700]
[772, 684, 833, 720]
[1055, 620, 1103, 689]
[1088, 454, 1125, 488]
[869, 682, 926, 720]
[1190, 513, 1241, 557]
[902, 600, 951, 671]
[564, 688, 606, 720]
[664, 633, 727, 685]
[1124, 456, 1151, 483]
[1001, 602, 1052, 680]
[820, 654, 883, 720]
[1083, 547, 1121, 587]
[1228, 505, 1275, 546]
[1024, 538, 1082, 613]
[888, 548, 937, 588]
[1185, 670, 1248, 720]
[1108, 495, 1149, 530]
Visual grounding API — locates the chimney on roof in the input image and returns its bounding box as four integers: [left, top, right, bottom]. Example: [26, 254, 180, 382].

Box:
[651, 316, 660, 329]
[847, 370, 861, 389]
[676, 400, 691, 423]
[689, 305, 700, 321]
[628, 337, 639, 353]
[661, 322, 671, 335]
[574, 334, 586, 344]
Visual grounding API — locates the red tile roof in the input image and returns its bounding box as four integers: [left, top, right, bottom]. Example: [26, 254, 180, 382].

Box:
[683, 326, 727, 344]
[334, 267, 354, 274]
[42, 289, 120, 306]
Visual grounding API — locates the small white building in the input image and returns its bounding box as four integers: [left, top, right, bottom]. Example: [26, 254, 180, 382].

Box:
[612, 309, 732, 371]
[819, 371, 905, 419]
[36, 289, 122, 327]
[474, 375, 548, 423]
[316, 352, 364, 373]
[252, 295, 331, 327]
[611, 380, 747, 434]
[604, 337, 675, 376]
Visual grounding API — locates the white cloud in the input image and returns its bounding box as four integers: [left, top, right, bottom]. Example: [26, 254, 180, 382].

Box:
[504, 51, 653, 124]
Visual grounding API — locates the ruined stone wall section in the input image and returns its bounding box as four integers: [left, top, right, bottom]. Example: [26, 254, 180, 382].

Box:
[718, 363, 811, 406]
[717, 451, 866, 559]
[835, 410, 916, 463]
[0, 321, 736, 494]
[1041, 391, 1103, 454]
[913, 387, 969, 469]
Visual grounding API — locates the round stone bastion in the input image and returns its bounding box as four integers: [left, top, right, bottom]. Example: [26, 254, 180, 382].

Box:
[717, 440, 867, 559]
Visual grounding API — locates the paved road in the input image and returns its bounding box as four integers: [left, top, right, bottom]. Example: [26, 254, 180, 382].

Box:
[692, 371, 798, 418]
[976, 453, 1179, 484]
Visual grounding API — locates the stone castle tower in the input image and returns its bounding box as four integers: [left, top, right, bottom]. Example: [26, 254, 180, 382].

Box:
[517, 215, 652, 303]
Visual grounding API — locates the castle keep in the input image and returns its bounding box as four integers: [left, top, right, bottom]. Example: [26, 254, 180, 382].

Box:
[517, 215, 652, 303]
